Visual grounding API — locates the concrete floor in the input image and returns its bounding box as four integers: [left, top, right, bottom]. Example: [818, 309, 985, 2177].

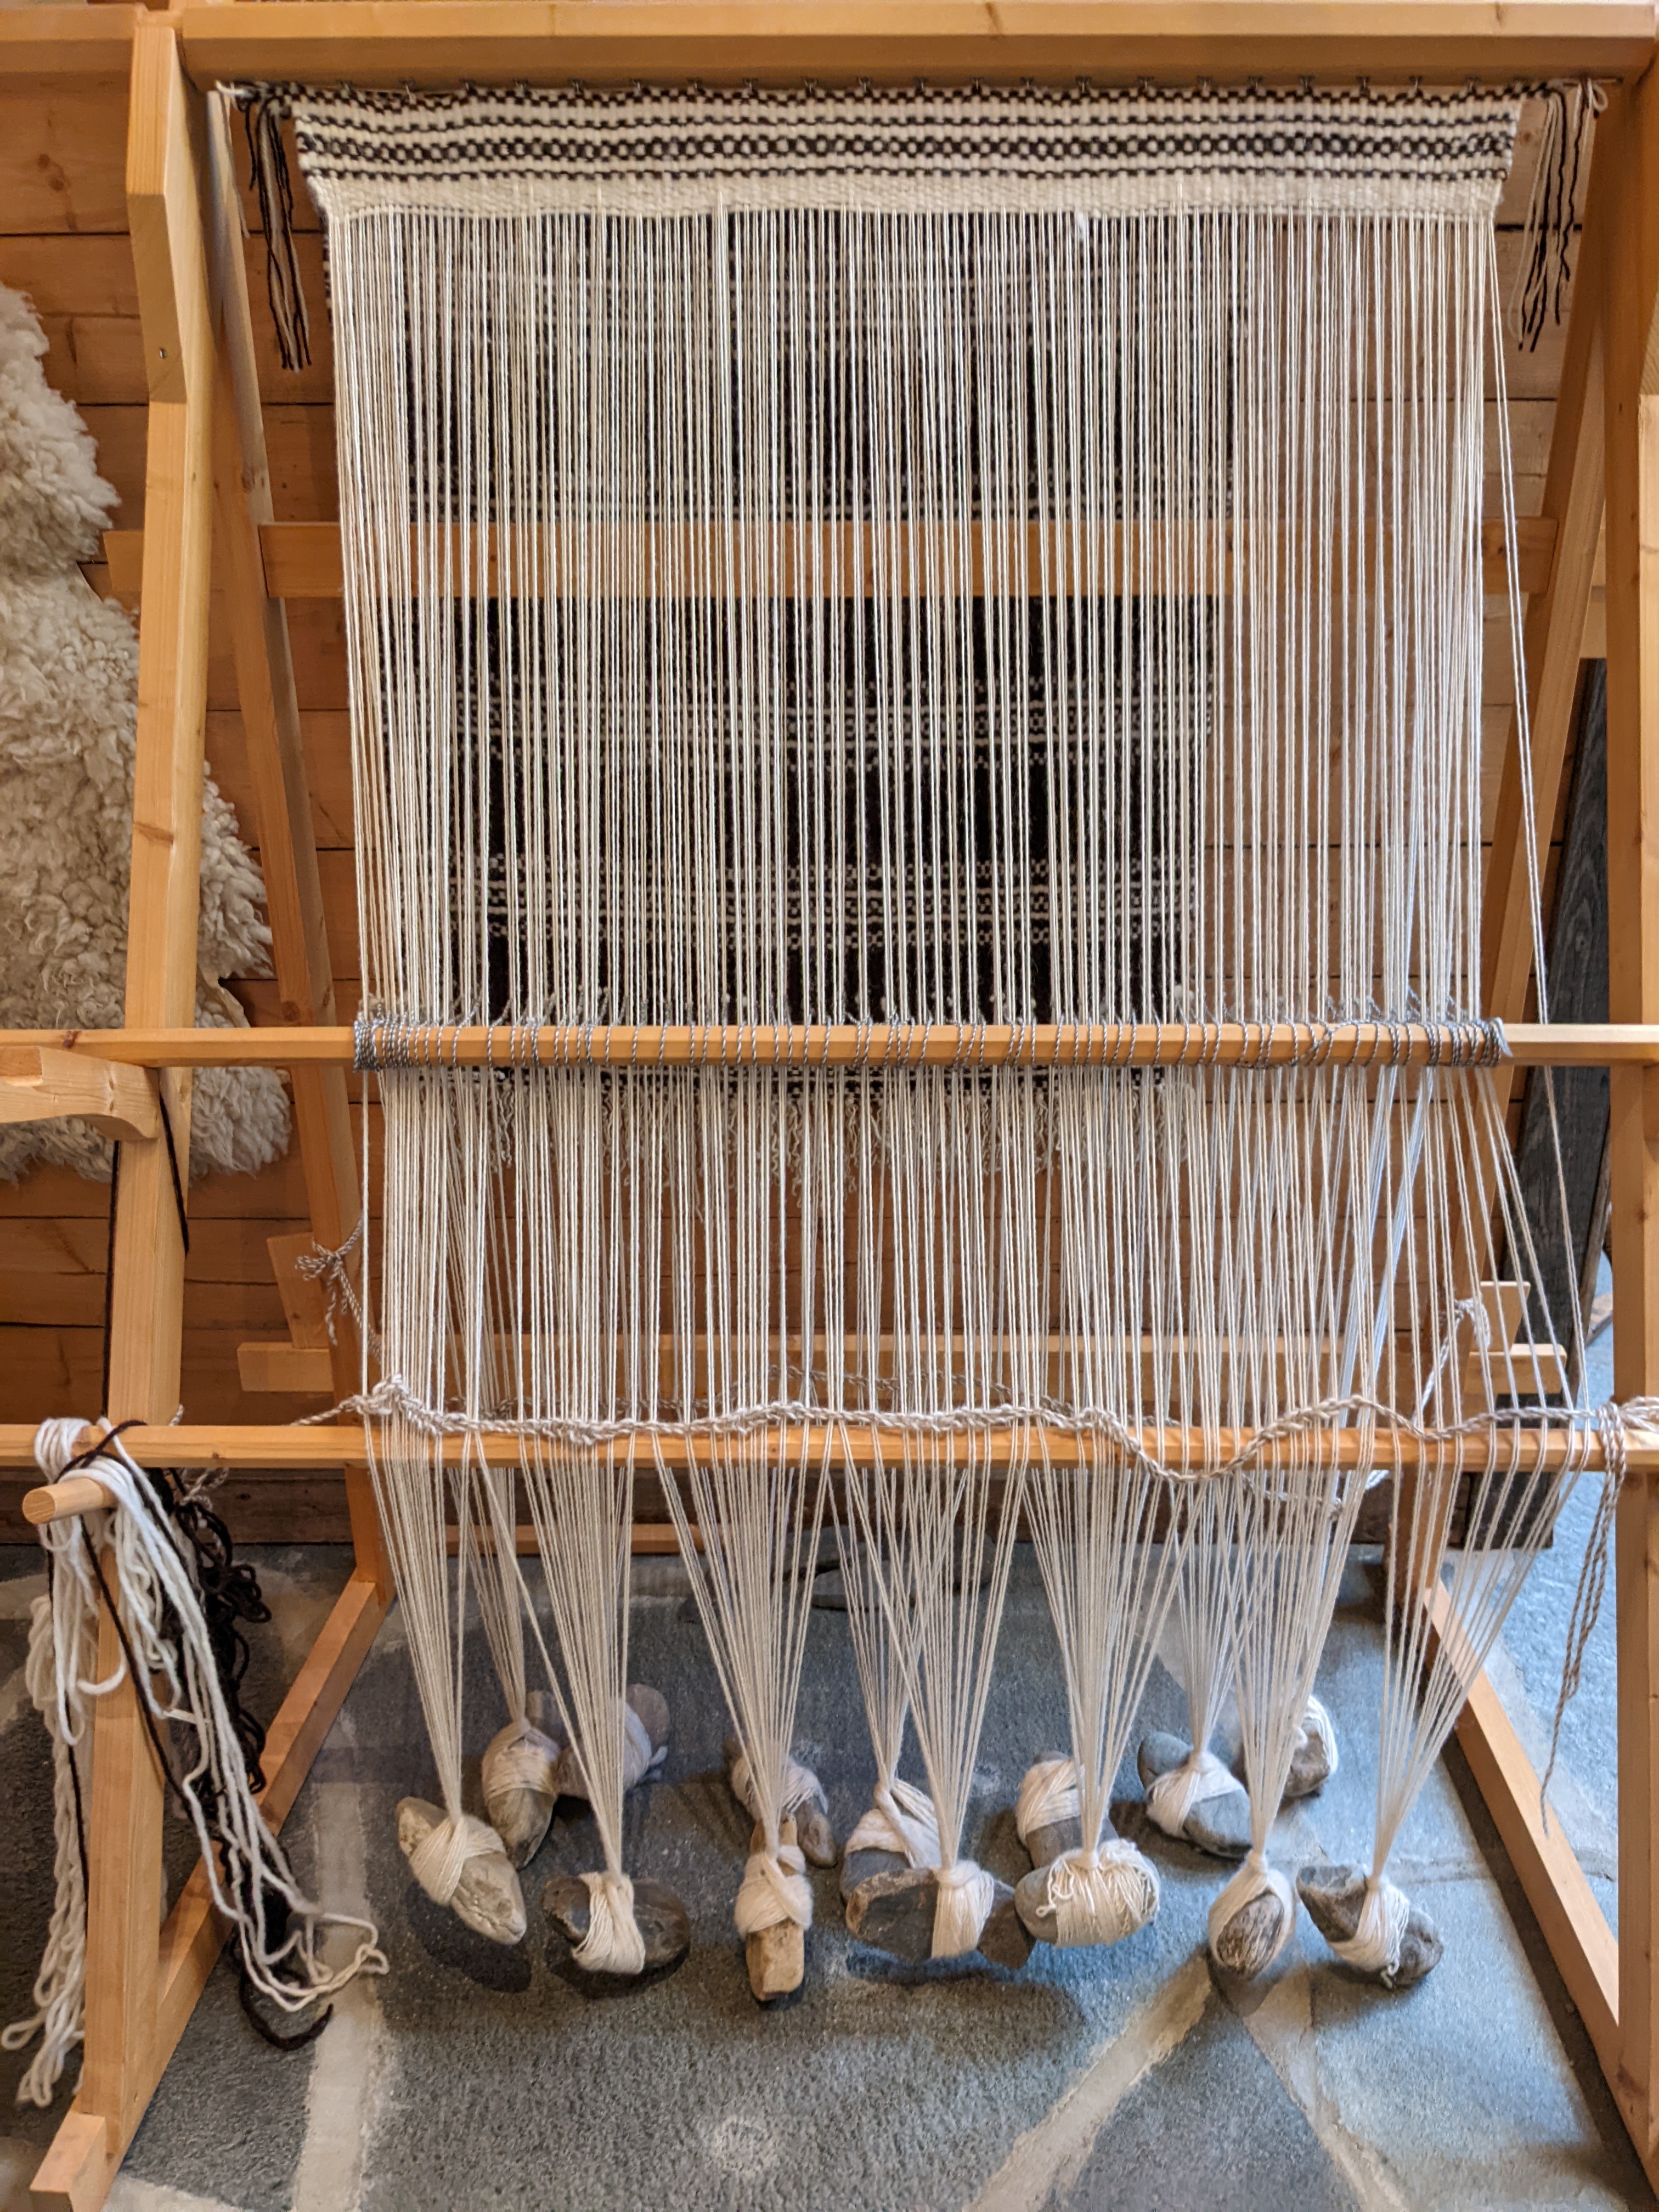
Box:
[0, 1323, 1644, 2211]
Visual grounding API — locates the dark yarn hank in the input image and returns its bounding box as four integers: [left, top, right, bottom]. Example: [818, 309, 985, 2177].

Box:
[149, 1468, 272, 1793]
[241, 88, 311, 373]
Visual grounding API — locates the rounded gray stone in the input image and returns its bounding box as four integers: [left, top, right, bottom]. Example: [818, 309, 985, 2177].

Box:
[1210, 1887, 1292, 1979]
[1296, 1862, 1443, 1990]
[845, 1865, 1032, 1968]
[1283, 1712, 1335, 1802]
[1136, 1731, 1251, 1860]
[541, 1872, 691, 1976]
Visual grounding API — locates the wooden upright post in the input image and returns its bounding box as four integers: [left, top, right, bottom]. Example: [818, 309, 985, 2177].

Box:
[32, 22, 217, 2208]
[1601, 61, 1659, 2181]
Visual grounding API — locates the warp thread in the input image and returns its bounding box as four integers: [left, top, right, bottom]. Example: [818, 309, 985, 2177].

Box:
[482, 1715, 561, 1803]
[406, 1811, 505, 1908]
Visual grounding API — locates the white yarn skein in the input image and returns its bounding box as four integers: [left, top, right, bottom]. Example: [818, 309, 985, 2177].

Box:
[932, 1860, 997, 1959]
[1207, 1849, 1297, 1974]
[734, 1842, 813, 1936]
[1330, 1872, 1411, 1980]
[574, 1869, 647, 1975]
[483, 1718, 560, 1801]
[846, 1777, 940, 1869]
[1047, 1839, 1161, 1949]
[406, 1812, 506, 1908]
[1015, 1757, 1080, 1846]
[1144, 1747, 1239, 1837]
[732, 1748, 822, 1822]
[2, 1592, 91, 2106]
[26, 1420, 386, 2012]
[1300, 1694, 1339, 1778]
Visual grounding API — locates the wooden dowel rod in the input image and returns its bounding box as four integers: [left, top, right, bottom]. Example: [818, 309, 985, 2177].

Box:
[11, 1020, 1659, 1068]
[23, 1474, 120, 1525]
[14, 1420, 1655, 1497]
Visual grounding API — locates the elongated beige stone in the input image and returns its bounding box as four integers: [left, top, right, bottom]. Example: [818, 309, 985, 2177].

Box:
[745, 1816, 806, 2001]
[397, 1796, 527, 1946]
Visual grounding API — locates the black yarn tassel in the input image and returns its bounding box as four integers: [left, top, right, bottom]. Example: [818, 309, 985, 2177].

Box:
[1514, 81, 1600, 356]
[240, 88, 311, 373]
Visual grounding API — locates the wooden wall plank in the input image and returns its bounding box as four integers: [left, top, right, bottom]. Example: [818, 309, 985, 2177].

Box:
[0, 82, 131, 235]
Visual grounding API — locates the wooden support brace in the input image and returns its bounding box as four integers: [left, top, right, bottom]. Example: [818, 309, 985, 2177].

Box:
[0, 1046, 159, 1143]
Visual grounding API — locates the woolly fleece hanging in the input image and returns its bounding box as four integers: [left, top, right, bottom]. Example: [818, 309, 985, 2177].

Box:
[0, 283, 289, 1182]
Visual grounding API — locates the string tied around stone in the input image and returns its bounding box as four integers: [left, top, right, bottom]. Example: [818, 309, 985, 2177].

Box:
[573, 1870, 647, 1976]
[1208, 1847, 1296, 1976]
[1014, 1756, 1080, 1849]
[407, 1810, 505, 1910]
[734, 1842, 812, 1936]
[932, 1859, 996, 1960]
[846, 1776, 940, 1869]
[1329, 1871, 1412, 1983]
[1145, 1746, 1239, 1836]
[1046, 1838, 1161, 1948]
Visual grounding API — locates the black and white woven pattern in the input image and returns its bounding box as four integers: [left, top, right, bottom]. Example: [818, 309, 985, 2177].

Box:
[278, 82, 1519, 217]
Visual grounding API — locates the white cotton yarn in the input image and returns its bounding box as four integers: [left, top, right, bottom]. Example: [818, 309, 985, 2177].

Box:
[846, 1778, 941, 1870]
[731, 1748, 823, 1827]
[405, 1811, 506, 1909]
[1299, 1694, 1339, 1779]
[1, 1585, 96, 2107]
[1015, 1758, 1081, 1846]
[1047, 1841, 1160, 1949]
[1209, 1850, 1297, 1976]
[735, 1843, 814, 1938]
[1330, 1872, 1412, 1981]
[1144, 1747, 1239, 1837]
[9, 1420, 385, 2089]
[574, 1870, 647, 1976]
[932, 1860, 998, 1960]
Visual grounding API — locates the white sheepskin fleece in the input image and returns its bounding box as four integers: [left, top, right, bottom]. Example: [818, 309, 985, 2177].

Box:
[0, 283, 290, 1181]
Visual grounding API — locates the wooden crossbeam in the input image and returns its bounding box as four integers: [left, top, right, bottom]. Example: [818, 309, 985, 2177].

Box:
[12, 1419, 1650, 1489]
[0, 1020, 1656, 1069]
[100, 515, 1561, 603]
[172, 2, 1659, 91]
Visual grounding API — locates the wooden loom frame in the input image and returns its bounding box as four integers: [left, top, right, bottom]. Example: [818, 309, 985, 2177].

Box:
[3, 6, 1659, 2202]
